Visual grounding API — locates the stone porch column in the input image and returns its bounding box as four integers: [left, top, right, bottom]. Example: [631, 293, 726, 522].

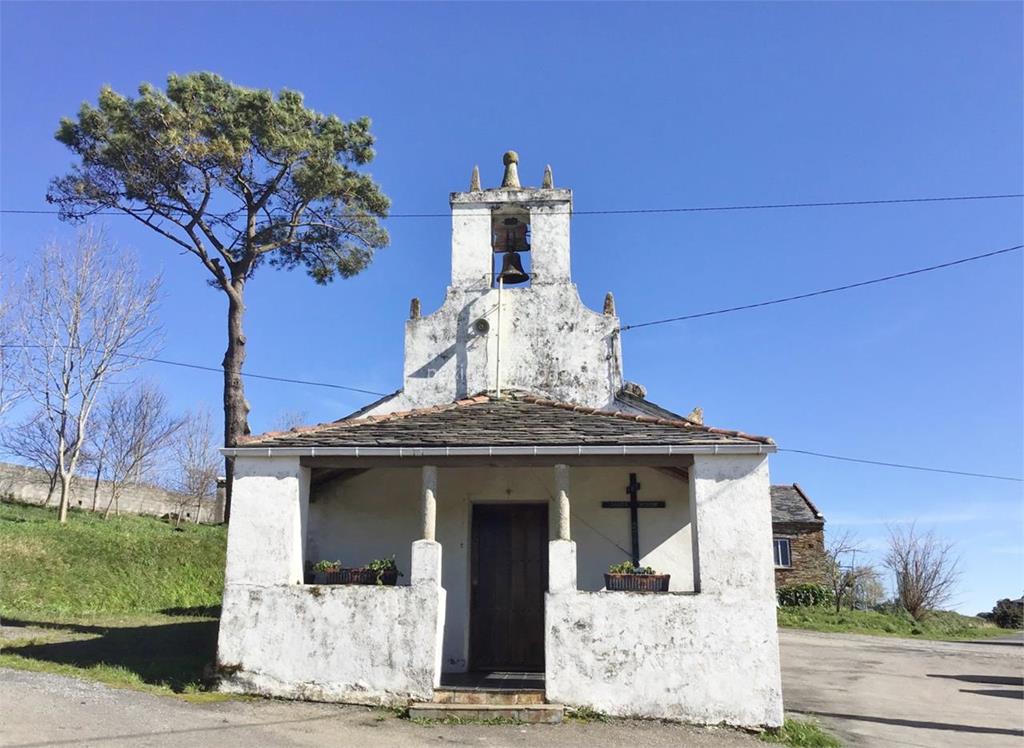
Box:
[421, 464, 437, 541]
[412, 465, 442, 588]
[549, 463, 576, 593]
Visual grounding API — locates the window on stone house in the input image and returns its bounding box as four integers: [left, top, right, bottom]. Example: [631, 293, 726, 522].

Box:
[773, 537, 792, 568]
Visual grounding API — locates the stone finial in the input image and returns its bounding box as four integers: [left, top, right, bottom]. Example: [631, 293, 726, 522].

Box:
[469, 165, 481, 191]
[686, 406, 704, 425]
[542, 164, 553, 189]
[603, 291, 616, 316]
[409, 297, 421, 320]
[621, 381, 647, 399]
[501, 150, 521, 189]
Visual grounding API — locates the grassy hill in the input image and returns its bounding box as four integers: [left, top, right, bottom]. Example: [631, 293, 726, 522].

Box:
[0, 501, 227, 697]
[778, 604, 1005, 640]
[1, 501, 225, 620]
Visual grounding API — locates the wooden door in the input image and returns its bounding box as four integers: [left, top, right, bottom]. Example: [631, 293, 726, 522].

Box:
[470, 503, 548, 671]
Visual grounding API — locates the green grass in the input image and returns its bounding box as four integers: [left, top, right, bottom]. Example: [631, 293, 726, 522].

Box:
[762, 719, 841, 747]
[777, 605, 1005, 641]
[0, 501, 226, 620]
[0, 501, 228, 699]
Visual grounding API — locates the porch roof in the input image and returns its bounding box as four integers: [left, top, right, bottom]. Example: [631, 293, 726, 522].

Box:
[228, 393, 774, 456]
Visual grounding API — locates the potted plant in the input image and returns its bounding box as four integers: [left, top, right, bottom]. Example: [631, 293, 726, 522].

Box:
[309, 557, 403, 586]
[365, 556, 402, 586]
[312, 559, 342, 584]
[604, 560, 670, 592]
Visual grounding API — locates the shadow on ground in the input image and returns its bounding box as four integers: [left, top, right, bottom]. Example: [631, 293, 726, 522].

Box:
[2, 617, 219, 692]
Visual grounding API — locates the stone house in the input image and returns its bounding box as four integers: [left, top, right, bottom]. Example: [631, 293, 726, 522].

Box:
[216, 153, 783, 727]
[771, 483, 826, 588]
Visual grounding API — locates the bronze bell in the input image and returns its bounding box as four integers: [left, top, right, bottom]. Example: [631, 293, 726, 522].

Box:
[497, 251, 530, 285]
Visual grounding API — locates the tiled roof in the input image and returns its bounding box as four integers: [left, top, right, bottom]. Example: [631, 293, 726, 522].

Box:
[771, 484, 825, 524]
[241, 392, 774, 449]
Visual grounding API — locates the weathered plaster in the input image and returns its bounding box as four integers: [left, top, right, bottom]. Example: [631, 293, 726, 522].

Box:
[217, 581, 445, 704]
[217, 458, 445, 703]
[222, 456, 309, 587]
[365, 185, 623, 415]
[545, 454, 783, 727]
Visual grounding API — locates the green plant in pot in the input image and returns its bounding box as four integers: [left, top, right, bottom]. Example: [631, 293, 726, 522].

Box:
[366, 556, 403, 586]
[605, 560, 670, 592]
[312, 559, 342, 584]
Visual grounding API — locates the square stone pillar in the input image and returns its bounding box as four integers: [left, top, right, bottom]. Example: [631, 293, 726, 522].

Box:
[548, 539, 577, 594]
[223, 456, 309, 586]
[411, 539, 443, 587]
[688, 454, 774, 594]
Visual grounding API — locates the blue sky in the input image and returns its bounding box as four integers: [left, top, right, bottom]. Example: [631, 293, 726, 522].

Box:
[1, 2, 1021, 614]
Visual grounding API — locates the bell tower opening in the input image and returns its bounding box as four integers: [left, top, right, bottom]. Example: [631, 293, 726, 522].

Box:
[491, 207, 531, 288]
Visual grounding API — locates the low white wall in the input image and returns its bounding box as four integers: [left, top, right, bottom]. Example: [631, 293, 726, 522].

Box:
[217, 581, 445, 705]
[545, 590, 781, 726]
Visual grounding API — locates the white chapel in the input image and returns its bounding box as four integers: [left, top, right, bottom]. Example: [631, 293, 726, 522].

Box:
[216, 152, 784, 727]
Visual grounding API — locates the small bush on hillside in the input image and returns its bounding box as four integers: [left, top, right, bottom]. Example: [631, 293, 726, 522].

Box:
[983, 598, 1024, 630]
[778, 584, 834, 608]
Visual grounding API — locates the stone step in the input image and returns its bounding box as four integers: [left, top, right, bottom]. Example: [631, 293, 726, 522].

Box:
[409, 701, 564, 724]
[432, 688, 546, 705]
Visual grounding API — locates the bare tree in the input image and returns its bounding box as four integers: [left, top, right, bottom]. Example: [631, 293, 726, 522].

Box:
[0, 411, 70, 504]
[270, 409, 309, 432]
[173, 407, 220, 525]
[815, 530, 877, 613]
[0, 263, 24, 420]
[14, 228, 160, 522]
[99, 383, 182, 519]
[884, 524, 961, 620]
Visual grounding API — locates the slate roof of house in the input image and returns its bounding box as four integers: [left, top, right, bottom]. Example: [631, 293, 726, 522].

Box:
[240, 392, 774, 449]
[770, 484, 825, 525]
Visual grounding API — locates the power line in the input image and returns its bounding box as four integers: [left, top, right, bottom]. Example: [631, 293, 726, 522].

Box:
[621, 244, 1023, 331]
[0, 345, 389, 397]
[4, 344, 1017, 482]
[2, 192, 1021, 219]
[779, 448, 1023, 483]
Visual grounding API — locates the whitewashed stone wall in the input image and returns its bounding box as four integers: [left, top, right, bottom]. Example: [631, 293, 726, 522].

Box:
[218, 582, 444, 704]
[217, 456, 446, 703]
[365, 186, 624, 415]
[545, 455, 783, 727]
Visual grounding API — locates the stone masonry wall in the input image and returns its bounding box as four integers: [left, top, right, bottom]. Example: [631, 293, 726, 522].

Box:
[773, 524, 825, 588]
[0, 461, 223, 524]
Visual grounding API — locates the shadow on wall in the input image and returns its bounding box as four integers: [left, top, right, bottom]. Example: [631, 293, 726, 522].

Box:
[1, 617, 219, 692]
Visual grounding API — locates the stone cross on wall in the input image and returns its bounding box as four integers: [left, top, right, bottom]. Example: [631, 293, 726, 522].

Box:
[601, 473, 665, 566]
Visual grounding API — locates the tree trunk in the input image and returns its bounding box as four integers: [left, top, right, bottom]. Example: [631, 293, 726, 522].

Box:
[57, 472, 70, 523]
[91, 460, 102, 512]
[44, 468, 58, 506]
[221, 282, 251, 524]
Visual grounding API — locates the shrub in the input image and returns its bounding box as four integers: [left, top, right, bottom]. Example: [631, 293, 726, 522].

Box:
[988, 598, 1024, 630]
[778, 584, 834, 608]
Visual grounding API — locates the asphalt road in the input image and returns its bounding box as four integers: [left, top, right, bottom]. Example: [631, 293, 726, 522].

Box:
[779, 628, 1024, 747]
[0, 668, 757, 748]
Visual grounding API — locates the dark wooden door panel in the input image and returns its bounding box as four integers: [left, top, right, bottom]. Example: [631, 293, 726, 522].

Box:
[470, 503, 548, 671]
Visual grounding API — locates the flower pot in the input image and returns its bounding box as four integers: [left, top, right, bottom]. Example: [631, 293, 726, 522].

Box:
[313, 568, 399, 586]
[604, 572, 670, 592]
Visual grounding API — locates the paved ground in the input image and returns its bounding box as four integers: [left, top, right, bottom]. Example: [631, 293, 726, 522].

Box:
[3, 630, 1023, 747]
[0, 669, 758, 748]
[779, 628, 1024, 748]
